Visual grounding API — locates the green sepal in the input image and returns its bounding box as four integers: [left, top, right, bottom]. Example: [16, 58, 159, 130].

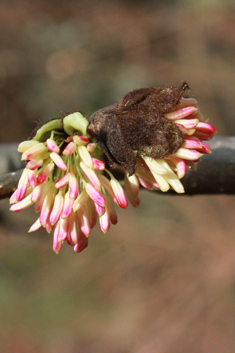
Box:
[32, 119, 63, 142]
[32, 112, 89, 142]
[63, 112, 89, 136]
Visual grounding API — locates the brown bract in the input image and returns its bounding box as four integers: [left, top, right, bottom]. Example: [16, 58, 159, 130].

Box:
[87, 82, 189, 175]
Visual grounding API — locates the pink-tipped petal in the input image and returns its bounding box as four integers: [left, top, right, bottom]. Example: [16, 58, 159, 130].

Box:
[80, 162, 101, 190]
[55, 172, 70, 189]
[199, 141, 212, 154]
[16, 169, 29, 201]
[196, 122, 216, 134]
[86, 143, 96, 153]
[62, 142, 77, 156]
[73, 234, 88, 253]
[10, 194, 33, 212]
[61, 191, 74, 219]
[33, 181, 54, 212]
[21, 143, 46, 161]
[46, 139, 60, 153]
[39, 187, 57, 227]
[167, 157, 186, 179]
[37, 162, 54, 184]
[93, 158, 105, 171]
[182, 139, 201, 150]
[110, 178, 128, 209]
[69, 212, 79, 245]
[192, 130, 214, 141]
[58, 217, 69, 242]
[31, 183, 45, 203]
[49, 191, 64, 226]
[77, 207, 91, 237]
[50, 152, 67, 171]
[73, 135, 90, 146]
[53, 221, 62, 254]
[99, 210, 110, 234]
[165, 106, 198, 121]
[69, 173, 79, 199]
[85, 183, 105, 207]
[28, 169, 37, 188]
[26, 158, 44, 170]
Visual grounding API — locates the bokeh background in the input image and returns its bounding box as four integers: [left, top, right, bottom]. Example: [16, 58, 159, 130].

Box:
[1, 0, 235, 352]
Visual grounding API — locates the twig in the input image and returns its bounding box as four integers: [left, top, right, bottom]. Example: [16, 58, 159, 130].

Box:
[0, 136, 234, 200]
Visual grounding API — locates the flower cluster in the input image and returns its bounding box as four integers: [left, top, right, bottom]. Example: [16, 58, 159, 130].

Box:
[132, 96, 216, 198]
[10, 97, 216, 254]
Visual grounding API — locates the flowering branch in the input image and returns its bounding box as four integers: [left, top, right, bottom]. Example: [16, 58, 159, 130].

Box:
[0, 136, 233, 201]
[3, 82, 219, 253]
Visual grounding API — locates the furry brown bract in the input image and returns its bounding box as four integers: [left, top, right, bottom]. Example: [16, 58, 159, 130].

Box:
[87, 82, 189, 175]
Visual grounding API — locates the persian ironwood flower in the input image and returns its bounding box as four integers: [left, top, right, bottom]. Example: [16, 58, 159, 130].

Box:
[10, 83, 216, 254]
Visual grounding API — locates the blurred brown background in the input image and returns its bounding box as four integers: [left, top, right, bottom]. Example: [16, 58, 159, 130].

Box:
[1, 0, 235, 352]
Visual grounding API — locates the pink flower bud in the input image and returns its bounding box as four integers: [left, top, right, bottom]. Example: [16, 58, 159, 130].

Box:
[10, 194, 33, 212]
[46, 139, 60, 153]
[50, 152, 67, 171]
[49, 191, 64, 226]
[69, 173, 79, 199]
[62, 142, 77, 156]
[73, 135, 90, 146]
[61, 191, 74, 219]
[165, 106, 198, 120]
[73, 234, 88, 253]
[80, 162, 101, 190]
[85, 183, 105, 207]
[55, 171, 70, 189]
[37, 162, 55, 184]
[21, 143, 46, 161]
[93, 158, 105, 171]
[77, 206, 91, 237]
[26, 158, 44, 170]
[110, 178, 128, 209]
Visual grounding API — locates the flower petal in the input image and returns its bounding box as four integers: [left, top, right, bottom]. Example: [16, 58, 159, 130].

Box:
[50, 152, 67, 171]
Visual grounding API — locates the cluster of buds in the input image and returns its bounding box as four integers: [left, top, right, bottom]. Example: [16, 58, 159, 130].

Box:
[10, 88, 216, 254]
[132, 97, 216, 198]
[10, 113, 130, 253]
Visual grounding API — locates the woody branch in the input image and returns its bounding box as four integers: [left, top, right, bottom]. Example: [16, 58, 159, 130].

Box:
[0, 136, 234, 200]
